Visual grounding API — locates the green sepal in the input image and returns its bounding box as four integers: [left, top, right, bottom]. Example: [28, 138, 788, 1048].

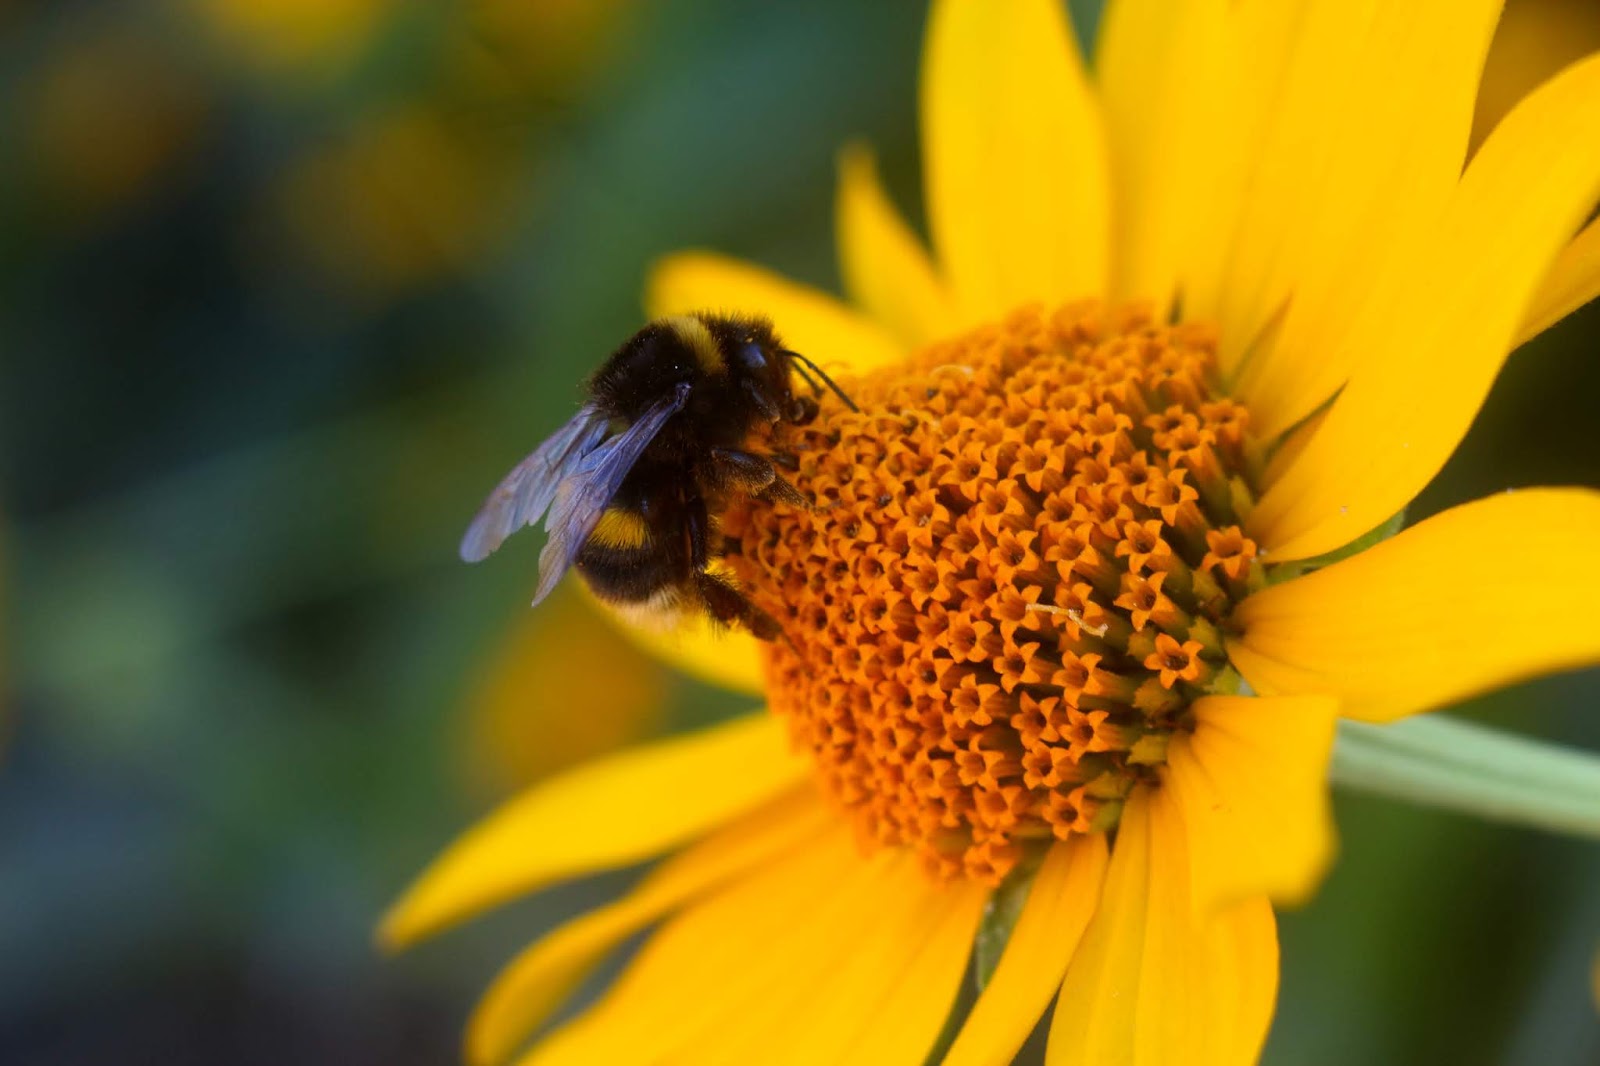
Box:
[1266, 508, 1406, 583]
[973, 855, 1041, 991]
[919, 856, 1043, 1066]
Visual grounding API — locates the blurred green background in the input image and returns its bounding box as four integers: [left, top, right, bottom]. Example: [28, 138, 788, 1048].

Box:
[3, 1, 1599, 1063]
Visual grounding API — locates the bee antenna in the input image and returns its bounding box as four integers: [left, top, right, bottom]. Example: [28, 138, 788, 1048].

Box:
[788, 358, 822, 396]
[781, 350, 859, 413]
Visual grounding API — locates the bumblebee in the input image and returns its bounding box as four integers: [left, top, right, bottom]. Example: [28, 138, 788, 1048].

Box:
[460, 312, 855, 640]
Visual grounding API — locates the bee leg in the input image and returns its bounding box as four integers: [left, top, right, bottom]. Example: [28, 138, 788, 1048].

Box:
[740, 378, 784, 422]
[685, 494, 710, 570]
[695, 570, 786, 644]
[708, 448, 809, 510]
[706, 447, 775, 491]
[759, 476, 808, 510]
[787, 395, 820, 425]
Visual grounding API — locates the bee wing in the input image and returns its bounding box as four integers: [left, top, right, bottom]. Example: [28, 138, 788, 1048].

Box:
[531, 382, 691, 606]
[459, 404, 611, 563]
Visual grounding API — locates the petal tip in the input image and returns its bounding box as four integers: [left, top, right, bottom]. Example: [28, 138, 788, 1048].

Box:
[375, 903, 419, 956]
[835, 139, 874, 175]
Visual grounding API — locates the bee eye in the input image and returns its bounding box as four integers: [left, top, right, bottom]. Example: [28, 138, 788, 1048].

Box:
[736, 343, 770, 371]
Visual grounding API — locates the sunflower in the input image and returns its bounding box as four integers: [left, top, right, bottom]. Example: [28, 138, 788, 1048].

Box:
[385, 1, 1600, 1063]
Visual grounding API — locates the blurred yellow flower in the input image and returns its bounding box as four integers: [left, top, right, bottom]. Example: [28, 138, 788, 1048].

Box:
[455, 0, 636, 96]
[264, 103, 518, 299]
[387, 2, 1600, 1063]
[461, 588, 669, 799]
[243, 0, 640, 302]
[24, 25, 207, 222]
[189, 0, 391, 80]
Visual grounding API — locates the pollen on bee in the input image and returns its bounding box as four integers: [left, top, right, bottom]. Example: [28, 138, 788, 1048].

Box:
[721, 301, 1270, 884]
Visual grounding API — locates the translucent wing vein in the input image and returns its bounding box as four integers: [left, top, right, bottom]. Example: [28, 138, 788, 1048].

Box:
[532, 383, 691, 605]
[459, 406, 610, 564]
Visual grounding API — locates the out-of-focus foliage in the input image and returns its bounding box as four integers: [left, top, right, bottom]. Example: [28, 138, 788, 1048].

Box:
[21, 20, 210, 226]
[262, 101, 521, 299]
[0, 0, 1596, 1063]
[192, 0, 394, 80]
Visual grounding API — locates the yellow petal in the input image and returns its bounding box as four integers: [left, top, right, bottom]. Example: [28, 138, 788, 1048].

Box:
[1094, 0, 1229, 312]
[830, 876, 990, 1065]
[700, 854, 984, 1066]
[941, 836, 1108, 1066]
[1230, 1, 1502, 436]
[1516, 214, 1600, 346]
[1251, 53, 1600, 560]
[1198, 0, 1379, 365]
[1259, 407, 1325, 490]
[646, 251, 905, 377]
[1470, 0, 1600, 151]
[921, 0, 1109, 320]
[379, 712, 808, 949]
[1172, 3, 1306, 329]
[464, 587, 669, 794]
[520, 826, 867, 1065]
[1165, 695, 1339, 913]
[1466, 0, 1600, 363]
[1208, 1, 1499, 379]
[1220, 893, 1281, 1066]
[466, 788, 832, 1066]
[523, 829, 986, 1066]
[836, 143, 958, 349]
[1048, 788, 1278, 1066]
[1232, 488, 1600, 723]
[584, 582, 765, 696]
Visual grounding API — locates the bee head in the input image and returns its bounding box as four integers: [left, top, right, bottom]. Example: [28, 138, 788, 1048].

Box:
[686, 313, 857, 423]
[731, 339, 800, 423]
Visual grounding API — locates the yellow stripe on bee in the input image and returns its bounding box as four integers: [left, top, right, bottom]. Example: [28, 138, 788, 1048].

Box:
[664, 314, 723, 373]
[590, 507, 653, 549]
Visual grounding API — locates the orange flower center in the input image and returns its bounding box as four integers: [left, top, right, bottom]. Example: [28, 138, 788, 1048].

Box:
[723, 303, 1266, 884]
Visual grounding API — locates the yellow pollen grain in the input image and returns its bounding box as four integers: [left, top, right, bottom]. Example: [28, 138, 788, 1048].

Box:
[723, 302, 1265, 885]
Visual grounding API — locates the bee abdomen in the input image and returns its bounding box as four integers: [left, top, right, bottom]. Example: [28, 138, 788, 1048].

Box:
[590, 507, 654, 550]
[576, 506, 683, 604]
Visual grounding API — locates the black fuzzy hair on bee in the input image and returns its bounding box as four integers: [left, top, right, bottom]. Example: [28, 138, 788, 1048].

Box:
[460, 312, 854, 640]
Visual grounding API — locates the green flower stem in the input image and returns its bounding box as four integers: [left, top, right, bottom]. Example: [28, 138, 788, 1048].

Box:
[1332, 716, 1600, 840]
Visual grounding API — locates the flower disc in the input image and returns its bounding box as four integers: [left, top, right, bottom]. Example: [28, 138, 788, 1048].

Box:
[725, 303, 1268, 883]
